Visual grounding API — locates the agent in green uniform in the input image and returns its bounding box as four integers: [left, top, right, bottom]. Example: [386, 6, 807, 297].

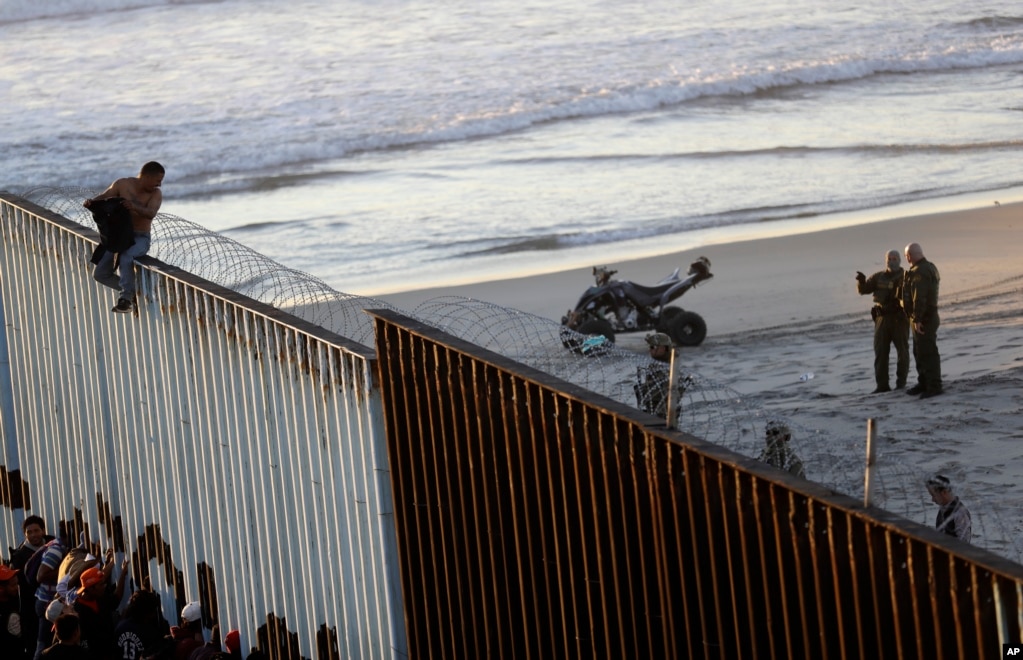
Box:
[902, 242, 942, 398]
[855, 249, 910, 393]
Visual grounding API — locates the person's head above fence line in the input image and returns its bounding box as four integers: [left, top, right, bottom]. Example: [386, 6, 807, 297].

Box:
[645, 332, 673, 363]
[182, 600, 202, 624]
[926, 474, 956, 503]
[226, 629, 241, 655]
[77, 566, 106, 596]
[765, 419, 792, 444]
[926, 474, 952, 492]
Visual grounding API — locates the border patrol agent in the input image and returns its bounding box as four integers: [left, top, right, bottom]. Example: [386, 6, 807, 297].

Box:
[903, 242, 942, 398]
[855, 249, 909, 393]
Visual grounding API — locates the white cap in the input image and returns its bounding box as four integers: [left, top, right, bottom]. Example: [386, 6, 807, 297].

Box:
[181, 601, 202, 623]
[45, 598, 67, 623]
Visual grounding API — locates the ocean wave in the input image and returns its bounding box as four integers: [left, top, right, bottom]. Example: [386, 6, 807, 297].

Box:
[138, 130, 1023, 201]
[447, 181, 1019, 259]
[160, 45, 1023, 189]
[955, 15, 1023, 32]
[483, 139, 1023, 168]
[228, 216, 349, 233]
[452, 205, 822, 258]
[5, 2, 1023, 193]
[0, 0, 224, 24]
[226, 219, 291, 232]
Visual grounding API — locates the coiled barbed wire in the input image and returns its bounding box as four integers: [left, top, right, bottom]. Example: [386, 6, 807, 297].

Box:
[10, 186, 1019, 563]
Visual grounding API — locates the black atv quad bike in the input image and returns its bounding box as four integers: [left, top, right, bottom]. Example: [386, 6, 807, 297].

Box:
[561, 256, 713, 349]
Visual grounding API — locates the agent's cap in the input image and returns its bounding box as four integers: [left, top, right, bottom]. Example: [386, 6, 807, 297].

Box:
[765, 420, 792, 441]
[645, 332, 673, 348]
[926, 474, 953, 492]
[181, 601, 202, 623]
[225, 629, 241, 654]
[77, 566, 105, 595]
[0, 564, 18, 582]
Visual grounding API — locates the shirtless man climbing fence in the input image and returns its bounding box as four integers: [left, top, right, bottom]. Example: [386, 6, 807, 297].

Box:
[84, 161, 164, 313]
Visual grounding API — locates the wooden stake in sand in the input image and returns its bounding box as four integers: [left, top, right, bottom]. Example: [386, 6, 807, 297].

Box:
[864, 418, 876, 507]
[666, 348, 680, 430]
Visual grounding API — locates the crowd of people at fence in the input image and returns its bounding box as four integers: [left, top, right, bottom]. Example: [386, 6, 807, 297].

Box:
[0, 466, 973, 659]
[1, 516, 266, 660]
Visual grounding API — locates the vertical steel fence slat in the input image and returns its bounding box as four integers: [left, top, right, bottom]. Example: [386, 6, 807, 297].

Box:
[506, 376, 540, 659]
[471, 359, 503, 656]
[806, 499, 834, 658]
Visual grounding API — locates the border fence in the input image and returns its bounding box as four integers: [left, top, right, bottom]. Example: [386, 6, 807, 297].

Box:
[369, 308, 1023, 659]
[2, 192, 1023, 658]
[0, 194, 406, 659]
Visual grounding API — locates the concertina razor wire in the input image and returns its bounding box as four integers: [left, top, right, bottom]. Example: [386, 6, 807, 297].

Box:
[10, 186, 1019, 564]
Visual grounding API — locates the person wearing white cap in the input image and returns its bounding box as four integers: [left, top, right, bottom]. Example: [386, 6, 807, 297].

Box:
[168, 601, 204, 659]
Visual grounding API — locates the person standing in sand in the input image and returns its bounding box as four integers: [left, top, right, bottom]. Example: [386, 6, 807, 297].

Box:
[855, 249, 910, 393]
[84, 161, 164, 314]
[902, 242, 942, 398]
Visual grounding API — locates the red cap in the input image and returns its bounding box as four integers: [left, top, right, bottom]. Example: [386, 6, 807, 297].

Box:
[77, 566, 106, 594]
[0, 565, 18, 582]
[225, 630, 240, 654]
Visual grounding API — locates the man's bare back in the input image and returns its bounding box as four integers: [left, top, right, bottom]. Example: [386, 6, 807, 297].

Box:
[85, 162, 164, 234]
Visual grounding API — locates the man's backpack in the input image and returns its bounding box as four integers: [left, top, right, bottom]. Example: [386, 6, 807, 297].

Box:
[57, 547, 97, 589]
[23, 538, 66, 591]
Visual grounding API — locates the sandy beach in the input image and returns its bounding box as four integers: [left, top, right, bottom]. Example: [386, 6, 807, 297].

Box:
[383, 201, 1023, 560]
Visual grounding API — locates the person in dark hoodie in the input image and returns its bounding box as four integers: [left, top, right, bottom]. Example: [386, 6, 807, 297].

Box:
[41, 614, 88, 659]
[9, 516, 52, 659]
[0, 564, 28, 660]
[115, 590, 166, 660]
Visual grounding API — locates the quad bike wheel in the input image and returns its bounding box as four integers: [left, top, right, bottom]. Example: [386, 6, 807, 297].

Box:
[657, 306, 684, 328]
[665, 311, 707, 346]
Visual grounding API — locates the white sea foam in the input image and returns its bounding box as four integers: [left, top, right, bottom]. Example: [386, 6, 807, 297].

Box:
[3, 0, 1022, 190]
[0, 0, 213, 24]
[3, 0, 1023, 293]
